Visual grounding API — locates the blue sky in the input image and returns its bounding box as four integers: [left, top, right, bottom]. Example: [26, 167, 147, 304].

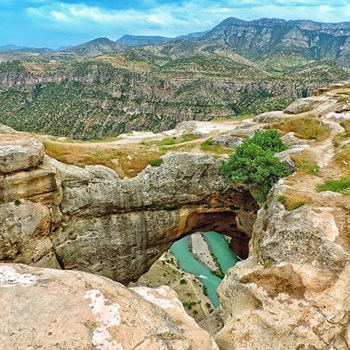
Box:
[1, 0, 350, 48]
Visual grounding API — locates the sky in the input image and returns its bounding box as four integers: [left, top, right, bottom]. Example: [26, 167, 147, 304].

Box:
[1, 0, 350, 48]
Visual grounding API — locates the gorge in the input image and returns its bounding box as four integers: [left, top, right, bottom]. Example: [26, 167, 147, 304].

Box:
[1, 83, 350, 348]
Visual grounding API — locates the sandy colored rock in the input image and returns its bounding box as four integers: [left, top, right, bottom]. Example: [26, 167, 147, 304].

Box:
[0, 201, 59, 268]
[0, 263, 218, 350]
[284, 96, 326, 114]
[254, 111, 289, 123]
[132, 286, 219, 350]
[0, 124, 18, 135]
[0, 134, 44, 173]
[281, 132, 308, 146]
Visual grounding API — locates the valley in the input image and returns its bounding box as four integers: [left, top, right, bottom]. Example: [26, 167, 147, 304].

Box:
[1, 14, 350, 350]
[1, 18, 350, 139]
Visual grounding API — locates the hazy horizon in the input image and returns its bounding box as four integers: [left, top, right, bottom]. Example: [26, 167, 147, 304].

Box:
[1, 0, 350, 48]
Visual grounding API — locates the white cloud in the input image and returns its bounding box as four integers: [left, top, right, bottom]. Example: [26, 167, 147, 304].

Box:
[21, 0, 350, 45]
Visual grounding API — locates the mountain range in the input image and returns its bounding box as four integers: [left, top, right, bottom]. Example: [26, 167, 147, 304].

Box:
[1, 17, 350, 139]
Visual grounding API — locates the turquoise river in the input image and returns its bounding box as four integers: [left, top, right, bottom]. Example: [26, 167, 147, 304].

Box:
[170, 232, 239, 307]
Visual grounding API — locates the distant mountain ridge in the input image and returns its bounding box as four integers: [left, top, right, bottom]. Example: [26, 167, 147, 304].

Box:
[202, 17, 350, 67]
[116, 35, 171, 46]
[1, 17, 350, 139]
[4, 17, 350, 67]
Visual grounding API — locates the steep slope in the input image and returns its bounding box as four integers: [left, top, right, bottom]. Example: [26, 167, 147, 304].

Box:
[203, 17, 350, 69]
[1, 83, 350, 349]
[2, 18, 350, 139]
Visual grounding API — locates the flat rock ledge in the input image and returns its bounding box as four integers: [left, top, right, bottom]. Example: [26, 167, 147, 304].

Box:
[0, 263, 218, 350]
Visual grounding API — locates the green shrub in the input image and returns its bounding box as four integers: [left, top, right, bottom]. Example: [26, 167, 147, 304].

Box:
[149, 158, 163, 167]
[221, 130, 288, 203]
[202, 285, 208, 296]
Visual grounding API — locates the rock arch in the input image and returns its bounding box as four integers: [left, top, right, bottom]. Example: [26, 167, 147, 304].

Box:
[0, 137, 259, 284]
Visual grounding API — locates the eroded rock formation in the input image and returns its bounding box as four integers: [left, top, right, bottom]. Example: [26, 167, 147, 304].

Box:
[212, 86, 350, 349]
[0, 263, 218, 349]
[0, 130, 258, 284]
[2, 84, 350, 349]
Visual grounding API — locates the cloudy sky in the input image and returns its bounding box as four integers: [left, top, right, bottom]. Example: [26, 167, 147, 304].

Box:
[1, 0, 350, 48]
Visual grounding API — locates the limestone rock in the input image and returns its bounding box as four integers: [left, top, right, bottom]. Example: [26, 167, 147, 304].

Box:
[254, 111, 288, 123]
[0, 202, 59, 268]
[0, 156, 60, 204]
[216, 258, 350, 350]
[281, 132, 308, 147]
[284, 96, 326, 114]
[0, 135, 44, 173]
[51, 153, 257, 282]
[0, 124, 18, 135]
[253, 189, 349, 269]
[132, 286, 219, 350]
[275, 153, 295, 173]
[0, 263, 218, 350]
[211, 133, 245, 148]
[325, 111, 350, 122]
[215, 180, 350, 349]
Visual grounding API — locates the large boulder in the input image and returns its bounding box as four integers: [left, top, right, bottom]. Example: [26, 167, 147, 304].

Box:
[284, 97, 327, 114]
[0, 134, 44, 173]
[0, 263, 218, 350]
[211, 133, 245, 148]
[281, 132, 308, 147]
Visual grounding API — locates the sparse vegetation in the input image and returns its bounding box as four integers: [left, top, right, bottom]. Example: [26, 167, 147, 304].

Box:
[43, 140, 163, 177]
[334, 145, 350, 176]
[291, 152, 320, 176]
[316, 178, 350, 195]
[340, 120, 350, 137]
[200, 138, 232, 155]
[277, 193, 309, 211]
[1, 46, 348, 140]
[269, 117, 330, 141]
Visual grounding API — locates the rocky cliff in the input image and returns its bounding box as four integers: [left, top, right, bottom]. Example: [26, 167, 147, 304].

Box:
[0, 127, 258, 283]
[204, 17, 350, 68]
[1, 83, 350, 349]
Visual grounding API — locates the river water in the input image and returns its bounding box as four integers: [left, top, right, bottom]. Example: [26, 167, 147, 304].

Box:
[170, 232, 239, 307]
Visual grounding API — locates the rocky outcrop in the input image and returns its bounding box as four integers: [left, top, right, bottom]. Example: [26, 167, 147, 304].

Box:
[2, 85, 350, 349]
[211, 85, 350, 349]
[0, 263, 218, 349]
[52, 153, 257, 283]
[215, 189, 350, 349]
[0, 126, 258, 284]
[0, 134, 44, 173]
[204, 17, 350, 67]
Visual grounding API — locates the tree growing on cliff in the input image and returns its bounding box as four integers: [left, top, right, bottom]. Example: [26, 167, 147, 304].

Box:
[221, 130, 288, 202]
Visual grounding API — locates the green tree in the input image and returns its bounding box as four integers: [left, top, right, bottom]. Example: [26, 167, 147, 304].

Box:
[221, 130, 288, 202]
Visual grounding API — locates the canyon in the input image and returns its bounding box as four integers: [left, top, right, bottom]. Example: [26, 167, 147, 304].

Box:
[1, 84, 350, 348]
[2, 18, 350, 139]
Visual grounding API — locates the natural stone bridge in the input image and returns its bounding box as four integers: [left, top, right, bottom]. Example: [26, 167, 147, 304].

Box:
[0, 133, 258, 284]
